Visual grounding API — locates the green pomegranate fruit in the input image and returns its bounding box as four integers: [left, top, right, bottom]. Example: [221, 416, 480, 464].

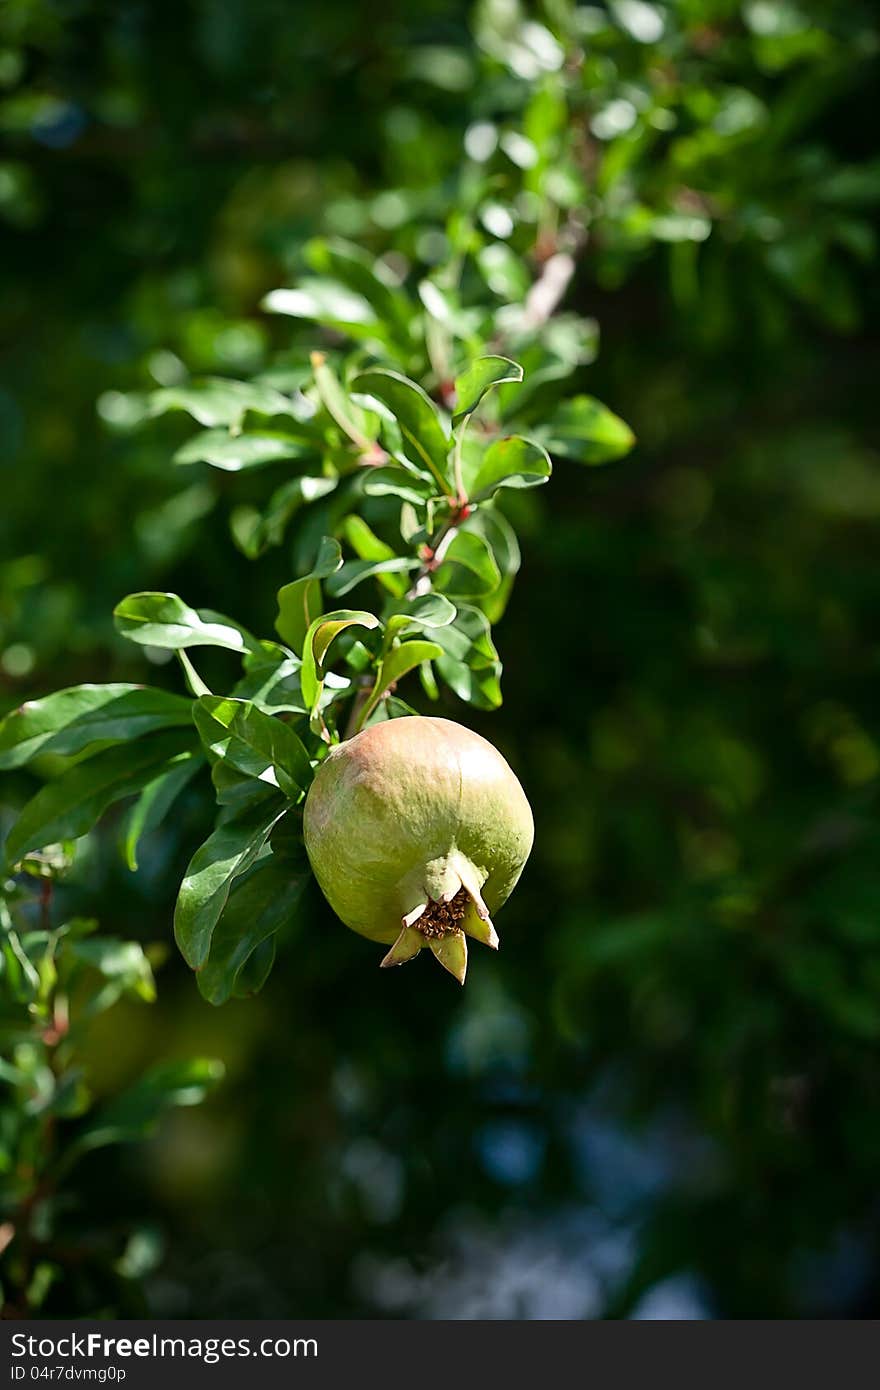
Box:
[303, 716, 534, 984]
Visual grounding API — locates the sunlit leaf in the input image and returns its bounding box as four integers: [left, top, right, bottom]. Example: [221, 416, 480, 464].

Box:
[534, 394, 635, 464]
[174, 804, 286, 969]
[121, 751, 204, 872]
[174, 429, 310, 472]
[361, 467, 435, 505]
[274, 536, 343, 655]
[6, 730, 197, 865]
[453, 355, 523, 422]
[196, 848, 310, 1005]
[263, 279, 385, 339]
[148, 378, 293, 429]
[358, 640, 444, 726]
[0, 684, 193, 769]
[384, 593, 457, 642]
[114, 593, 257, 653]
[300, 610, 380, 714]
[353, 368, 451, 492]
[432, 604, 503, 709]
[326, 556, 417, 597]
[433, 530, 501, 597]
[470, 435, 552, 499]
[193, 696, 312, 800]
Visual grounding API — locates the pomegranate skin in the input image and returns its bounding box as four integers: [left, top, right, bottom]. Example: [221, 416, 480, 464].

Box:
[303, 716, 533, 981]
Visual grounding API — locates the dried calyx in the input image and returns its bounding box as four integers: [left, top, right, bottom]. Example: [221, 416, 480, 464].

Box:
[303, 716, 533, 984]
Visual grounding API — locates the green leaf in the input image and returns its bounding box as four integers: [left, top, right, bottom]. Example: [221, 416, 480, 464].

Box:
[453, 355, 523, 423]
[148, 378, 293, 429]
[70, 1059, 225, 1158]
[433, 604, 503, 709]
[174, 804, 285, 969]
[263, 279, 384, 339]
[361, 467, 435, 505]
[359, 640, 444, 726]
[0, 684, 194, 769]
[196, 849, 310, 1005]
[468, 506, 521, 623]
[210, 761, 281, 812]
[67, 936, 156, 1008]
[233, 645, 302, 712]
[232, 642, 350, 718]
[343, 513, 394, 562]
[353, 369, 451, 493]
[121, 751, 204, 872]
[193, 696, 312, 800]
[300, 610, 380, 715]
[476, 242, 531, 301]
[310, 353, 376, 449]
[433, 530, 502, 598]
[234, 476, 338, 558]
[114, 593, 257, 653]
[6, 730, 196, 865]
[339, 515, 409, 595]
[534, 395, 635, 464]
[174, 429, 309, 472]
[384, 593, 457, 642]
[364, 695, 420, 726]
[274, 536, 343, 655]
[305, 238, 412, 334]
[470, 435, 552, 499]
[326, 556, 417, 597]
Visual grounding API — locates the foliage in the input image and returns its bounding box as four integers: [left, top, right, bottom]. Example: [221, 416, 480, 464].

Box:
[0, 854, 222, 1314]
[1, 0, 879, 1321]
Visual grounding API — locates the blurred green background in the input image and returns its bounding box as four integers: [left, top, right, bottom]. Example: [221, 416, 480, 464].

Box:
[2, 0, 880, 1317]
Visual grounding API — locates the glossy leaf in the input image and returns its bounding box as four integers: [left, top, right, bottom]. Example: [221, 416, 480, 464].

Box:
[121, 751, 205, 872]
[432, 604, 503, 710]
[384, 593, 457, 642]
[470, 435, 552, 499]
[5, 730, 197, 865]
[453, 355, 523, 422]
[114, 593, 257, 653]
[359, 640, 444, 726]
[353, 369, 451, 492]
[197, 850, 310, 1005]
[534, 394, 635, 464]
[148, 378, 293, 428]
[174, 803, 286, 969]
[174, 429, 309, 472]
[193, 696, 312, 800]
[362, 467, 435, 505]
[235, 476, 338, 558]
[326, 556, 417, 597]
[433, 530, 502, 598]
[300, 609, 380, 714]
[0, 684, 193, 770]
[306, 238, 411, 334]
[232, 644, 349, 718]
[274, 536, 342, 655]
[263, 279, 383, 338]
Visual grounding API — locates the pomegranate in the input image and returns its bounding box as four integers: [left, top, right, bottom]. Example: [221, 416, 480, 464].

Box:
[303, 716, 533, 983]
